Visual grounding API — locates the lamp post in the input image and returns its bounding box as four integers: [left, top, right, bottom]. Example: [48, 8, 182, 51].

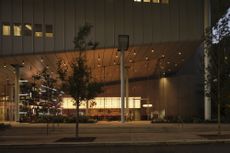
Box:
[118, 35, 129, 123]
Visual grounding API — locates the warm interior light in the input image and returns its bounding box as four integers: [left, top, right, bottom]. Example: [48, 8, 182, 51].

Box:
[161, 0, 169, 4]
[25, 24, 32, 30]
[142, 104, 152, 108]
[14, 24, 22, 36]
[2, 24, 11, 36]
[115, 52, 118, 58]
[152, 0, 160, 3]
[62, 97, 141, 109]
[97, 55, 101, 61]
[133, 50, 136, 56]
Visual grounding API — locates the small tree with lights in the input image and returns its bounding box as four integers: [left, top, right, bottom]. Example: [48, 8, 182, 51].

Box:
[57, 23, 102, 139]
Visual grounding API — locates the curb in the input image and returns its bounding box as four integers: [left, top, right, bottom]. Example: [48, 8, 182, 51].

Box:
[0, 139, 230, 148]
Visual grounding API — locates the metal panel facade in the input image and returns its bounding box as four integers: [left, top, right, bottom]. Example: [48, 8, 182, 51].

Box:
[0, 0, 204, 56]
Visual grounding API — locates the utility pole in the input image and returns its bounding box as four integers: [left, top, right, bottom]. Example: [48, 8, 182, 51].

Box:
[204, 0, 211, 121]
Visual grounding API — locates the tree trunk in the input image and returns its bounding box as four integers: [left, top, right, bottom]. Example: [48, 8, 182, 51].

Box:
[86, 100, 89, 116]
[75, 99, 80, 138]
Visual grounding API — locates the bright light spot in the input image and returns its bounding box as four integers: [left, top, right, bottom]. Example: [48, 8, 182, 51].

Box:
[212, 8, 230, 44]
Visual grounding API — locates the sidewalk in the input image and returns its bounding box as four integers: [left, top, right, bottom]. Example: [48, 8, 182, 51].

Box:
[1, 121, 230, 145]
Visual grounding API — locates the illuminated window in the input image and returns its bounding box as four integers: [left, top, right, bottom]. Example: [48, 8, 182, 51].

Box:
[161, 0, 169, 4]
[45, 25, 53, 37]
[24, 23, 32, 36]
[134, 0, 142, 2]
[152, 0, 160, 3]
[13, 23, 22, 36]
[62, 97, 141, 109]
[143, 0, 151, 2]
[34, 24, 43, 37]
[2, 23, 11, 36]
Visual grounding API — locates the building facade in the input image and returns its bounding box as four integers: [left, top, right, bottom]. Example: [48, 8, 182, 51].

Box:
[0, 0, 208, 121]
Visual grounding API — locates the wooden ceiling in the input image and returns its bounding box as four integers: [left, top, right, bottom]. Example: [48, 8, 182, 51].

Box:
[0, 40, 200, 94]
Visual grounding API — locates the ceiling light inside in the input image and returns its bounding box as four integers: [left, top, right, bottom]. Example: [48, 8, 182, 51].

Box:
[133, 50, 136, 56]
[97, 55, 101, 61]
[115, 52, 118, 58]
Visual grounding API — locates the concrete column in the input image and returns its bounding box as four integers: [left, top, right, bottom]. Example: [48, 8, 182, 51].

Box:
[14, 65, 21, 122]
[204, 0, 211, 120]
[10, 83, 14, 121]
[125, 67, 129, 120]
[120, 50, 125, 123]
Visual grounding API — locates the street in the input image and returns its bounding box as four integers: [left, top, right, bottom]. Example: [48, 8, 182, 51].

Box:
[0, 143, 230, 153]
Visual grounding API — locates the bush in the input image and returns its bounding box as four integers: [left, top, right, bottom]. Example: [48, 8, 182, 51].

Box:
[19, 115, 97, 123]
[0, 123, 11, 130]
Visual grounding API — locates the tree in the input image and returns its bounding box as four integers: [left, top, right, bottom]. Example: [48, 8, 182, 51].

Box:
[204, 8, 230, 134]
[57, 23, 102, 138]
[31, 67, 63, 134]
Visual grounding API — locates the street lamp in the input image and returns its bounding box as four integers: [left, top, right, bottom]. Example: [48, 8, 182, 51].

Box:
[118, 35, 129, 123]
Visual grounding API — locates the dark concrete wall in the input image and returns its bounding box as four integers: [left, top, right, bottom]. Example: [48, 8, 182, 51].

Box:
[99, 74, 200, 118]
[0, 0, 204, 56]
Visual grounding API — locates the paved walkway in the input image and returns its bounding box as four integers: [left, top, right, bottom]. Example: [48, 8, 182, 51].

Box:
[1, 121, 230, 145]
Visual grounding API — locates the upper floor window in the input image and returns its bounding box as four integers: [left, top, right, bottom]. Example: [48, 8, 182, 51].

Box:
[134, 0, 169, 4]
[34, 24, 43, 37]
[152, 0, 160, 3]
[161, 0, 169, 4]
[13, 23, 22, 36]
[134, 0, 142, 2]
[2, 23, 11, 36]
[45, 25, 53, 37]
[24, 23, 32, 36]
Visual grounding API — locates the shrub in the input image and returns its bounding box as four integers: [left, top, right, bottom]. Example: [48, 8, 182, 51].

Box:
[0, 123, 11, 130]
